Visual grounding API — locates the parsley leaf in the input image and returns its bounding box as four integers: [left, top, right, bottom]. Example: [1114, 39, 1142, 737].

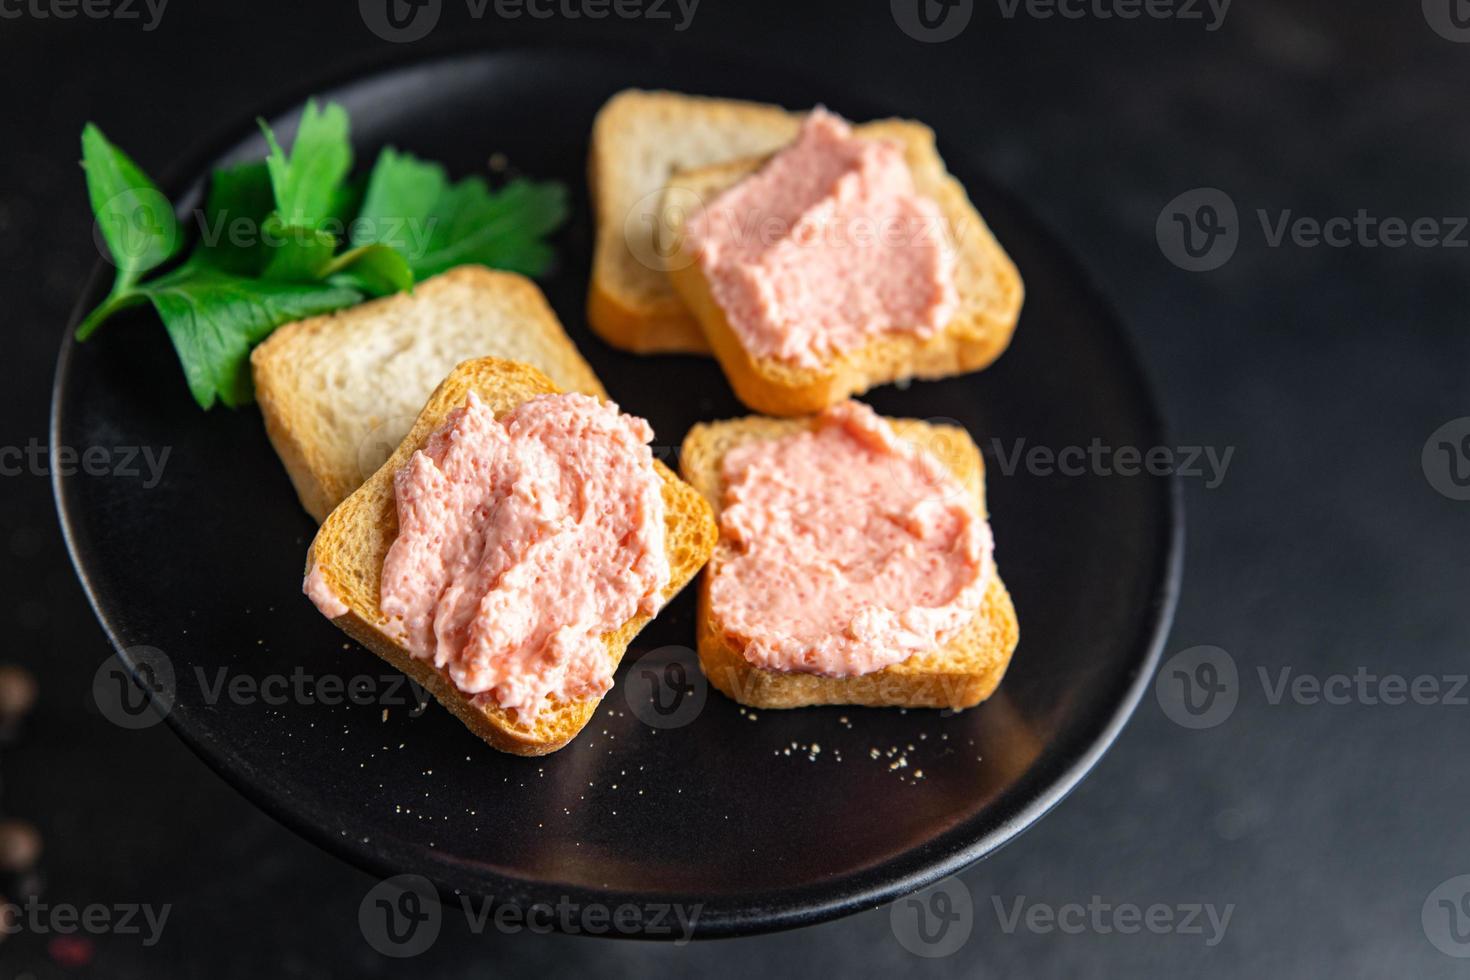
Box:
[77, 124, 186, 339]
[75, 99, 569, 409]
[260, 100, 352, 229]
[142, 263, 361, 409]
[193, 161, 275, 276]
[354, 148, 567, 278]
[324, 244, 415, 297]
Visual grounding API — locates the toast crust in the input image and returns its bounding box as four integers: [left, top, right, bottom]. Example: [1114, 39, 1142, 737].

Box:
[681, 414, 1019, 710]
[586, 91, 796, 355]
[253, 266, 606, 522]
[306, 357, 716, 755]
[664, 121, 1024, 416]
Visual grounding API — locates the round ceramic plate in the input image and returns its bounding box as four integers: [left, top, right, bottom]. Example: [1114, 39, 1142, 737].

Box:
[52, 47, 1180, 937]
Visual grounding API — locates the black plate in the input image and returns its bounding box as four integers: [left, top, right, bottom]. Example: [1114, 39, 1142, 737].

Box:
[52, 46, 1180, 937]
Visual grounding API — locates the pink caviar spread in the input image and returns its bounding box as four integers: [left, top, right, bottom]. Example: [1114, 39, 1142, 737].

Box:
[684, 108, 958, 369]
[304, 562, 348, 619]
[709, 401, 991, 678]
[372, 392, 669, 722]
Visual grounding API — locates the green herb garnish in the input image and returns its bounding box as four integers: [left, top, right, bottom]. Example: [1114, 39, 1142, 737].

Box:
[77, 100, 568, 409]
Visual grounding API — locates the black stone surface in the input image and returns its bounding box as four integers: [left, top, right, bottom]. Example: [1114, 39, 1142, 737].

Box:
[2, 0, 1467, 976]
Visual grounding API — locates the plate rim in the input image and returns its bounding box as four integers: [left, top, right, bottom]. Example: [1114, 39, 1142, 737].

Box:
[50, 42, 1183, 938]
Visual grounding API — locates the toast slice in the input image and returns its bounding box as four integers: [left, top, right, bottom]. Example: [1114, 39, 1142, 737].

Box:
[662, 121, 1024, 416]
[680, 413, 1018, 710]
[252, 265, 606, 522]
[305, 357, 717, 755]
[587, 90, 806, 354]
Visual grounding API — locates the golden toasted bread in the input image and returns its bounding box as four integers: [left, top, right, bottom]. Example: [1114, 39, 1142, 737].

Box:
[680, 412, 1018, 709]
[253, 266, 605, 522]
[663, 120, 1023, 416]
[305, 357, 716, 755]
[587, 90, 807, 354]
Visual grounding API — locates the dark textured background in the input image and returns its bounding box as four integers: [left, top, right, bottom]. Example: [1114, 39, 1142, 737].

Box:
[3, 0, 1468, 976]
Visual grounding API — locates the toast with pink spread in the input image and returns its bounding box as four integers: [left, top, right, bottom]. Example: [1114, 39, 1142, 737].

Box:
[681, 403, 1018, 710]
[662, 110, 1023, 416]
[588, 90, 801, 354]
[253, 266, 606, 523]
[302, 357, 716, 755]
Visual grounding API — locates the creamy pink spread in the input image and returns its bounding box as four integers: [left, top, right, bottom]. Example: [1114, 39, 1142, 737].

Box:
[374, 392, 669, 722]
[684, 108, 958, 369]
[709, 401, 990, 678]
[304, 562, 348, 619]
